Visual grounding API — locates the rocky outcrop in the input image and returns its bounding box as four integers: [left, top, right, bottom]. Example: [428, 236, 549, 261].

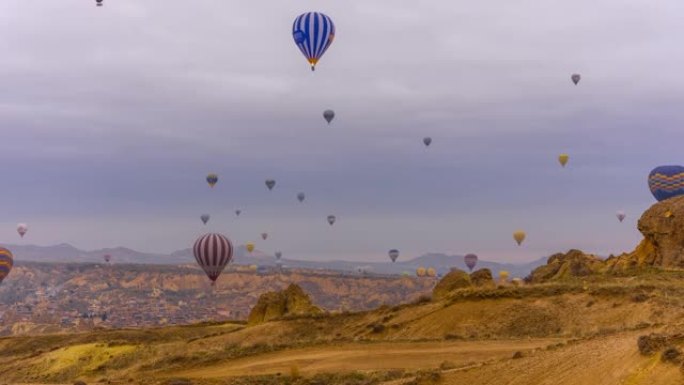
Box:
[527, 250, 604, 283]
[248, 284, 322, 325]
[470, 268, 494, 287]
[432, 269, 471, 300]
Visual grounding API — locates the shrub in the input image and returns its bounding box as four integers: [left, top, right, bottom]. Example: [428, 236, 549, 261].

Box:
[512, 351, 524, 359]
[638, 334, 669, 356]
[439, 361, 456, 370]
[290, 365, 301, 379]
[662, 346, 682, 364]
[371, 324, 386, 334]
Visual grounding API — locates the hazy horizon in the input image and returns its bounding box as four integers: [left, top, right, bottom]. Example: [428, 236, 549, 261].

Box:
[1, 0, 682, 262]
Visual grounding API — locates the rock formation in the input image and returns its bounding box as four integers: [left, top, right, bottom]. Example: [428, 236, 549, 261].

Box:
[248, 284, 322, 325]
[470, 268, 494, 287]
[432, 269, 471, 300]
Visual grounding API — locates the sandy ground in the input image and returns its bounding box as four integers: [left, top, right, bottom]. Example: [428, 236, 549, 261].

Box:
[173, 339, 561, 377]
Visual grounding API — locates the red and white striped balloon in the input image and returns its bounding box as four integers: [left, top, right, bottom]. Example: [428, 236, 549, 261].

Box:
[193, 233, 233, 284]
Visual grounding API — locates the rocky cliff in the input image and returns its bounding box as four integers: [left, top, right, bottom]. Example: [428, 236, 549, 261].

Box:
[248, 284, 322, 325]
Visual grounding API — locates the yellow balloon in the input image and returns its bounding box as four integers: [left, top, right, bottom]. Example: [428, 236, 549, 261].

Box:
[246, 242, 255, 253]
[499, 270, 510, 281]
[558, 154, 569, 167]
[416, 267, 426, 277]
[426, 267, 437, 277]
[513, 230, 526, 246]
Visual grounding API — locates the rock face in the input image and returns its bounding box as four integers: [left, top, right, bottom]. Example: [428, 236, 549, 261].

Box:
[470, 268, 494, 287]
[433, 269, 471, 300]
[248, 284, 322, 325]
[527, 249, 604, 283]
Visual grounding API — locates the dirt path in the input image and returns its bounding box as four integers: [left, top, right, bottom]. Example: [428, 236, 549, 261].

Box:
[173, 339, 560, 378]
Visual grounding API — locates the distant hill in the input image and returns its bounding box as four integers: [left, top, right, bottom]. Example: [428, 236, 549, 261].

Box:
[3, 243, 547, 278]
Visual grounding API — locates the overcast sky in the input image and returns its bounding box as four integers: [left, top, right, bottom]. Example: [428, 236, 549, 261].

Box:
[0, 0, 682, 262]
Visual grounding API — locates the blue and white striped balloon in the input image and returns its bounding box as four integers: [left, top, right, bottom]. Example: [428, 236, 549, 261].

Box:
[292, 12, 335, 71]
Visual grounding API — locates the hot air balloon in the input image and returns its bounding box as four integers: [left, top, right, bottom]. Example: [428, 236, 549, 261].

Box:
[96, 0, 103, 6]
[499, 270, 510, 282]
[513, 230, 526, 246]
[104, 254, 111, 263]
[464, 254, 478, 272]
[265, 179, 276, 191]
[648, 166, 684, 202]
[558, 154, 569, 167]
[388, 249, 399, 263]
[401, 271, 410, 276]
[0, 247, 13, 285]
[571, 74, 581, 85]
[327, 215, 336, 225]
[616, 211, 626, 222]
[323, 110, 335, 124]
[201, 214, 210, 225]
[246, 242, 255, 253]
[261, 233, 268, 240]
[17, 224, 27, 238]
[235, 209, 242, 216]
[416, 267, 426, 277]
[423, 137, 432, 147]
[275, 251, 282, 260]
[292, 12, 335, 71]
[193, 233, 233, 285]
[426, 267, 437, 277]
[297, 192, 306, 202]
[206, 173, 218, 188]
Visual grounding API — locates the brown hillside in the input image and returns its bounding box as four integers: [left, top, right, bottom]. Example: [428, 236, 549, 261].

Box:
[248, 284, 322, 325]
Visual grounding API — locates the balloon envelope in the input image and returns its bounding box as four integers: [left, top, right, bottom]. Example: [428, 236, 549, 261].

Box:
[201, 214, 210, 225]
[423, 137, 432, 147]
[246, 243, 255, 253]
[104, 254, 111, 263]
[558, 154, 569, 167]
[0, 247, 13, 285]
[265, 179, 276, 191]
[327, 215, 336, 225]
[292, 12, 335, 71]
[513, 230, 526, 246]
[499, 270, 510, 281]
[648, 165, 684, 202]
[426, 267, 437, 277]
[297, 192, 306, 202]
[206, 173, 218, 188]
[323, 110, 335, 123]
[261, 233, 268, 240]
[17, 224, 27, 238]
[193, 233, 233, 283]
[416, 267, 426, 277]
[616, 211, 626, 222]
[571, 74, 581, 85]
[388, 249, 399, 263]
[235, 210, 242, 216]
[275, 251, 282, 260]
[464, 254, 478, 271]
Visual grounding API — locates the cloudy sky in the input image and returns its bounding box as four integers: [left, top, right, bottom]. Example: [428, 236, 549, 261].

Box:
[0, 0, 682, 262]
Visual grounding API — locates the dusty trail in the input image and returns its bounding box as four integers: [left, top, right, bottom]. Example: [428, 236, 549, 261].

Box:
[173, 339, 559, 378]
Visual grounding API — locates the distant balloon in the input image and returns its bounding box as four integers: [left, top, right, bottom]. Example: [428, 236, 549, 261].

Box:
[648, 166, 684, 202]
[292, 12, 335, 71]
[104, 254, 111, 263]
[616, 211, 626, 223]
[201, 214, 210, 225]
[416, 267, 426, 277]
[265, 179, 276, 191]
[17, 224, 27, 238]
[235, 210, 242, 217]
[0, 247, 13, 285]
[513, 230, 526, 246]
[246, 242, 255, 253]
[426, 267, 437, 277]
[261, 233, 268, 240]
[297, 192, 306, 202]
[193, 233, 233, 285]
[388, 249, 399, 263]
[499, 270, 510, 281]
[275, 251, 282, 260]
[323, 110, 335, 124]
[206, 174, 218, 188]
[571, 74, 581, 85]
[96, 0, 103, 6]
[327, 215, 336, 226]
[464, 254, 478, 272]
[423, 137, 432, 147]
[558, 154, 569, 167]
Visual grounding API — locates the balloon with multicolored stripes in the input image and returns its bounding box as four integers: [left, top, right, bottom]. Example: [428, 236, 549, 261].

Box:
[0, 247, 13, 285]
[648, 165, 684, 202]
[292, 12, 336, 71]
[193, 233, 233, 285]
